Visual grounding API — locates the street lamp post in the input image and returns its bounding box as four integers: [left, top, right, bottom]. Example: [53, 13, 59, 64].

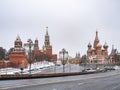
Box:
[78, 57, 81, 72]
[5, 61, 8, 75]
[24, 39, 34, 76]
[68, 57, 71, 72]
[54, 61, 56, 73]
[59, 48, 68, 73]
[28, 39, 33, 76]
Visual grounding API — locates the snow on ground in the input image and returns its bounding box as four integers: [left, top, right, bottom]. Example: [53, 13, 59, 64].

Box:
[0, 61, 55, 75]
[113, 65, 120, 70]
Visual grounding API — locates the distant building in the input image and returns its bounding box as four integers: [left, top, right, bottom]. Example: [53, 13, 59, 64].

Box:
[9, 35, 28, 68]
[109, 45, 120, 64]
[69, 53, 81, 64]
[87, 30, 109, 64]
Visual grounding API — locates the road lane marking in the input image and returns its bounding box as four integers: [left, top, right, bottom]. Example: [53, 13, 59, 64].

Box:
[1, 72, 120, 90]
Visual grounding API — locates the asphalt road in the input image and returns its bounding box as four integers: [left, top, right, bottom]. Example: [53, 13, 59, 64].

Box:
[0, 70, 120, 90]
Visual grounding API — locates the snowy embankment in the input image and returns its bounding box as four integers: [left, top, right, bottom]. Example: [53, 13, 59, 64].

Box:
[0, 61, 55, 75]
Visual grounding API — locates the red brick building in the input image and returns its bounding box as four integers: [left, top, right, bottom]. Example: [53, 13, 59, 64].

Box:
[9, 35, 28, 68]
[87, 30, 109, 64]
[42, 27, 57, 62]
[33, 27, 57, 62]
[0, 27, 57, 69]
[0, 61, 12, 68]
[33, 38, 42, 61]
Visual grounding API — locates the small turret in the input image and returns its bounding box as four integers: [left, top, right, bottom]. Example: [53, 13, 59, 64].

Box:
[76, 52, 80, 58]
[103, 42, 108, 49]
[34, 38, 39, 49]
[88, 42, 92, 48]
[14, 34, 22, 48]
[87, 42, 92, 56]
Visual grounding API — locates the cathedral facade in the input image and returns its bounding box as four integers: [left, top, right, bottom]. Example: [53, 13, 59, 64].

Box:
[87, 30, 109, 64]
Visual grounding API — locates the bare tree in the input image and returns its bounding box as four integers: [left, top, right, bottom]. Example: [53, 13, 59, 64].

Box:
[0, 47, 6, 60]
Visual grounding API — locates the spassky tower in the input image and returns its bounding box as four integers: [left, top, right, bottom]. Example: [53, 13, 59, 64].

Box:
[43, 27, 57, 62]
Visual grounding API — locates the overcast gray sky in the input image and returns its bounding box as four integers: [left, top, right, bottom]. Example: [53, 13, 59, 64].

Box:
[0, 0, 120, 57]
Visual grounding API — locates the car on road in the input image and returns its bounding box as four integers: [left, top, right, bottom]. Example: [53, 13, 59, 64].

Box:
[82, 68, 97, 72]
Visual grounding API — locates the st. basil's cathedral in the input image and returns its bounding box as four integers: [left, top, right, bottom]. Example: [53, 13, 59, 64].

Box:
[87, 30, 109, 64]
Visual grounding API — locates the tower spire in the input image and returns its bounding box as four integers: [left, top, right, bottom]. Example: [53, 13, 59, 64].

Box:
[95, 29, 99, 41]
[46, 26, 48, 36]
[112, 45, 114, 50]
[94, 29, 99, 49]
[44, 26, 51, 47]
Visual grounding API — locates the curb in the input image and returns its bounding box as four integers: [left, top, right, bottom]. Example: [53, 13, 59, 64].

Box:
[0, 70, 103, 80]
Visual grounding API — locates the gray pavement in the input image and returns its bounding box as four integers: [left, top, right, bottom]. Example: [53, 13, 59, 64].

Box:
[12, 74, 120, 90]
[0, 70, 120, 90]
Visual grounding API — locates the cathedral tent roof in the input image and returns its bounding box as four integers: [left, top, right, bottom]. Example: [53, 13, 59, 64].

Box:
[97, 42, 102, 47]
